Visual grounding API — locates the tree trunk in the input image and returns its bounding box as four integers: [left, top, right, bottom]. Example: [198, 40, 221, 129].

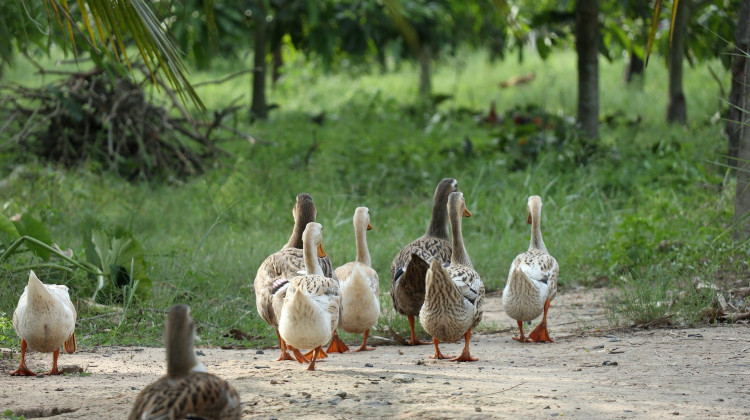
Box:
[666, 0, 690, 125]
[418, 45, 432, 101]
[735, 0, 750, 240]
[728, 0, 750, 169]
[575, 0, 599, 139]
[624, 48, 644, 86]
[251, 7, 268, 121]
[272, 44, 283, 89]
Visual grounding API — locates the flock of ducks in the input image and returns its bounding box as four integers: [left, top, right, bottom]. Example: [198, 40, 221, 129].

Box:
[7, 178, 559, 419]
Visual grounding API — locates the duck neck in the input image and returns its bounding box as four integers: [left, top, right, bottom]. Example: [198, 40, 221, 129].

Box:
[166, 332, 198, 377]
[529, 208, 547, 253]
[355, 223, 371, 267]
[304, 244, 324, 276]
[450, 211, 472, 268]
[286, 220, 305, 249]
[427, 196, 450, 240]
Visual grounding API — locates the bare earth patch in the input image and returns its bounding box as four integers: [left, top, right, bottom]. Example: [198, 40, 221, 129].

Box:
[1, 288, 749, 419]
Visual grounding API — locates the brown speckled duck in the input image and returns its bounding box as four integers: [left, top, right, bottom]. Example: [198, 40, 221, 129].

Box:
[254, 193, 336, 361]
[390, 178, 458, 345]
[502, 195, 559, 343]
[11, 270, 77, 376]
[334, 207, 380, 352]
[420, 192, 484, 361]
[128, 304, 241, 420]
[278, 222, 341, 371]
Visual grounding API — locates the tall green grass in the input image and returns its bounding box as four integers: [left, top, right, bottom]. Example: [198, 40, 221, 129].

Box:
[0, 49, 739, 348]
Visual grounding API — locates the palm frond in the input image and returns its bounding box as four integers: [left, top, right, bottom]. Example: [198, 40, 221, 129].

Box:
[40, 0, 204, 110]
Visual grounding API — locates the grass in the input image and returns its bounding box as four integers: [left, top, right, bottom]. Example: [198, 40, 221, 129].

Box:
[0, 48, 743, 351]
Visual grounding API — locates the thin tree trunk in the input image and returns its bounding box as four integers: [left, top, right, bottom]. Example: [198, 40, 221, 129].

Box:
[272, 44, 283, 88]
[728, 0, 750, 169]
[624, 48, 644, 86]
[251, 6, 268, 121]
[418, 45, 432, 101]
[735, 0, 750, 240]
[666, 0, 690, 125]
[575, 0, 599, 139]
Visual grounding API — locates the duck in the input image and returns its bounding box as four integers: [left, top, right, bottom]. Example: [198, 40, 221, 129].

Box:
[334, 207, 380, 352]
[128, 304, 241, 420]
[278, 222, 341, 371]
[390, 178, 458, 345]
[502, 195, 559, 343]
[10, 270, 77, 376]
[254, 193, 336, 361]
[420, 192, 484, 362]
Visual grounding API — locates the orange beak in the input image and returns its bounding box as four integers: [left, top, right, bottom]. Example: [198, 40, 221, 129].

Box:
[367, 223, 374, 230]
[526, 212, 532, 224]
[317, 244, 327, 258]
[463, 208, 472, 217]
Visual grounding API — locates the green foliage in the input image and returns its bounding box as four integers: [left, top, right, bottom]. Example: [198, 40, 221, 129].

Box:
[0, 312, 13, 347]
[1, 409, 26, 420]
[82, 222, 151, 304]
[11, 214, 52, 260]
[0, 49, 735, 346]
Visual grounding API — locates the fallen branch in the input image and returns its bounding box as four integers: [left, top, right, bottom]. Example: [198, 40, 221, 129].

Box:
[480, 381, 526, 397]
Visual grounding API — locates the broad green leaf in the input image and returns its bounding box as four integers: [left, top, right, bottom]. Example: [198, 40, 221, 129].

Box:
[0, 214, 20, 241]
[13, 214, 52, 260]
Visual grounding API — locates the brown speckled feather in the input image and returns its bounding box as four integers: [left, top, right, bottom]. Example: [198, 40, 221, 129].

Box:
[128, 372, 241, 420]
[390, 178, 458, 318]
[420, 260, 484, 343]
[390, 244, 448, 316]
[419, 192, 484, 343]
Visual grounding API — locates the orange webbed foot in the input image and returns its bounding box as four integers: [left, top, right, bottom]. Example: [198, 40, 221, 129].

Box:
[10, 366, 36, 376]
[326, 332, 350, 353]
[450, 353, 478, 362]
[428, 339, 454, 360]
[528, 322, 554, 343]
[351, 345, 376, 352]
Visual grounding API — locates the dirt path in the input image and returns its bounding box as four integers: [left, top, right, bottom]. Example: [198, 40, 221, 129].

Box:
[1, 288, 749, 419]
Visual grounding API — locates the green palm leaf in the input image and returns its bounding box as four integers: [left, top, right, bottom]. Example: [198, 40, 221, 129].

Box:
[40, 0, 204, 110]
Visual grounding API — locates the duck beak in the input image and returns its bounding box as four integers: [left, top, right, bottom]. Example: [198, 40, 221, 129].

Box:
[367, 223, 374, 230]
[463, 208, 472, 217]
[317, 244, 327, 258]
[527, 212, 532, 224]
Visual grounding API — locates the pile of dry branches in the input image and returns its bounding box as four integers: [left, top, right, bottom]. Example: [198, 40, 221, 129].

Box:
[1, 63, 257, 180]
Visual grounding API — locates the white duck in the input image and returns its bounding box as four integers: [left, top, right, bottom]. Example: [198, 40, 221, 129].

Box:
[334, 207, 380, 352]
[128, 304, 241, 420]
[254, 193, 336, 361]
[420, 192, 484, 361]
[502, 195, 559, 343]
[10, 270, 77, 376]
[278, 222, 341, 371]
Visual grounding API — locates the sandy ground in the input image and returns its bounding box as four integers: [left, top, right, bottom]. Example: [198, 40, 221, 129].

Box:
[1, 288, 749, 419]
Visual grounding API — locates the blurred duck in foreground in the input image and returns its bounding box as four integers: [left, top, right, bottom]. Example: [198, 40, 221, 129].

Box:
[128, 304, 241, 420]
